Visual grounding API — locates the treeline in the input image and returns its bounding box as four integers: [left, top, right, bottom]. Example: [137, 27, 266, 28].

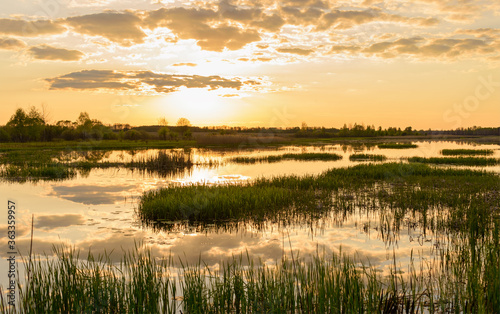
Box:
[0, 107, 498, 143]
[293, 123, 499, 138]
[0, 107, 195, 143]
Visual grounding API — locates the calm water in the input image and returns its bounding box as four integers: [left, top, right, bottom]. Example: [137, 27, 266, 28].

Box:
[1, 140, 499, 289]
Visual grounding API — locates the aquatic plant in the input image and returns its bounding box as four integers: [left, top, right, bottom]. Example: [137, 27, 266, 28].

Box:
[230, 153, 343, 164]
[377, 143, 417, 149]
[440, 149, 494, 156]
[349, 154, 387, 161]
[408, 156, 499, 166]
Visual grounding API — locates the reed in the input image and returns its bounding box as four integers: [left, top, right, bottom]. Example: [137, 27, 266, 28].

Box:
[5, 234, 499, 313]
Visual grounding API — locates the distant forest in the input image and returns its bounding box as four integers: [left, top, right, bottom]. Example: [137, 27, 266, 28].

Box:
[0, 106, 498, 143]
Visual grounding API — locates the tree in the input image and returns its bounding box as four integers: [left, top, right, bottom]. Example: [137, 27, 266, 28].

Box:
[177, 118, 191, 137]
[6, 107, 45, 142]
[158, 117, 168, 126]
[301, 122, 308, 131]
[177, 118, 191, 127]
[158, 127, 170, 140]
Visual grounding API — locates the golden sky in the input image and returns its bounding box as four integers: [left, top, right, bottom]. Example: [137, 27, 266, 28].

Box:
[0, 0, 499, 129]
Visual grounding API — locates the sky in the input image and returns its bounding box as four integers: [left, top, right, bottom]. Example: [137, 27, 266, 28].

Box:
[0, 0, 499, 129]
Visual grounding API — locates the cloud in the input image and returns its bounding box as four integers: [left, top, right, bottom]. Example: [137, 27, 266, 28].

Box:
[45, 70, 263, 94]
[277, 47, 314, 55]
[317, 8, 439, 30]
[330, 35, 499, 60]
[146, 7, 261, 51]
[0, 37, 26, 50]
[27, 44, 84, 61]
[172, 62, 197, 67]
[0, 18, 65, 36]
[65, 11, 146, 46]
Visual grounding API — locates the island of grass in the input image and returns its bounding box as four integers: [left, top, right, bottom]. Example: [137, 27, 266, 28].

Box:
[229, 153, 343, 164]
[349, 154, 387, 162]
[139, 162, 499, 224]
[377, 143, 417, 149]
[441, 149, 494, 156]
[408, 156, 500, 166]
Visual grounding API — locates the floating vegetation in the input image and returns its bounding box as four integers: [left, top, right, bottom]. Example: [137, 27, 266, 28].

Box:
[441, 149, 494, 156]
[230, 153, 343, 164]
[377, 143, 417, 149]
[349, 154, 387, 162]
[408, 156, 500, 166]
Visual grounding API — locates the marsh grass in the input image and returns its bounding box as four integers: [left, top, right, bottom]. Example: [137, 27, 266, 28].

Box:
[408, 156, 500, 166]
[230, 153, 343, 164]
[349, 154, 387, 162]
[0, 163, 76, 182]
[441, 149, 494, 156]
[378, 143, 417, 149]
[139, 162, 500, 238]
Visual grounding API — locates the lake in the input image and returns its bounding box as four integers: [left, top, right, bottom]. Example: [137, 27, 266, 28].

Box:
[1, 139, 499, 309]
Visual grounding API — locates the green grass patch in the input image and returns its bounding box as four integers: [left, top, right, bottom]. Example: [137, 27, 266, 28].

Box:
[139, 163, 499, 231]
[230, 153, 343, 164]
[349, 154, 387, 162]
[408, 156, 500, 166]
[0, 164, 76, 182]
[441, 149, 494, 156]
[377, 143, 417, 149]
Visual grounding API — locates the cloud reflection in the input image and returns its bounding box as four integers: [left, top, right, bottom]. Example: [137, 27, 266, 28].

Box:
[48, 184, 137, 205]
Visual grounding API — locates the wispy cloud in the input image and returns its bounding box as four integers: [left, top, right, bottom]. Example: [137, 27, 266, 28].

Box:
[0, 18, 65, 36]
[28, 44, 85, 61]
[0, 37, 26, 50]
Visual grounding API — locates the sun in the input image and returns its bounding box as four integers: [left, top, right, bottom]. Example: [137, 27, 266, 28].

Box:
[154, 88, 239, 125]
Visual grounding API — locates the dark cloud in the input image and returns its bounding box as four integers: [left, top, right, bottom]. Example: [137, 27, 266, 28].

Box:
[35, 214, 86, 230]
[0, 37, 26, 50]
[0, 18, 65, 36]
[45, 70, 262, 94]
[28, 44, 84, 61]
[65, 11, 146, 46]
